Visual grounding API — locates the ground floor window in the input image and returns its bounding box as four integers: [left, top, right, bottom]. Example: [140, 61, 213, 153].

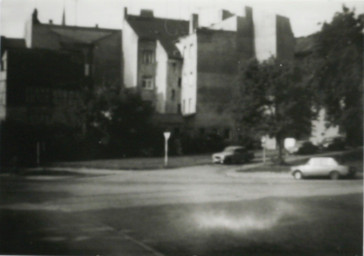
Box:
[142, 77, 154, 90]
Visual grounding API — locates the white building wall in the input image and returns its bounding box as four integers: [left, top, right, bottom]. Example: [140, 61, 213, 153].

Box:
[155, 41, 168, 113]
[24, 18, 32, 48]
[176, 33, 197, 115]
[122, 20, 138, 88]
[253, 9, 277, 61]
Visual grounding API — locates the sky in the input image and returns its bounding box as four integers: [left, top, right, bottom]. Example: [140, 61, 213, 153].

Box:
[1, 0, 363, 39]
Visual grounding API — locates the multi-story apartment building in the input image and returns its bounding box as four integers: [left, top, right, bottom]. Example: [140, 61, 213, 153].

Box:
[176, 7, 295, 140]
[121, 6, 296, 141]
[122, 8, 189, 114]
[24, 9, 122, 89]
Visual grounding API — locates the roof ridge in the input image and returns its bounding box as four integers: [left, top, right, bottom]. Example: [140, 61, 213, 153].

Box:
[35, 23, 120, 32]
[127, 14, 188, 23]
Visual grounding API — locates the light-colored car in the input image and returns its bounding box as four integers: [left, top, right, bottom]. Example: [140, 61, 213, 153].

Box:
[290, 157, 355, 180]
[212, 146, 254, 164]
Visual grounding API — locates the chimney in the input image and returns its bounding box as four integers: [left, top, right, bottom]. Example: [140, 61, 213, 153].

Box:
[95, 24, 99, 28]
[49, 19, 53, 24]
[189, 13, 198, 34]
[32, 9, 40, 24]
[244, 6, 253, 22]
[124, 7, 128, 19]
[140, 9, 154, 18]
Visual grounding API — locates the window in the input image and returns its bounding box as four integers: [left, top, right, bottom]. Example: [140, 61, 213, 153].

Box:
[142, 77, 154, 90]
[85, 64, 90, 76]
[182, 99, 185, 113]
[178, 77, 181, 88]
[143, 50, 154, 64]
[188, 98, 192, 112]
[177, 103, 181, 113]
[171, 89, 175, 100]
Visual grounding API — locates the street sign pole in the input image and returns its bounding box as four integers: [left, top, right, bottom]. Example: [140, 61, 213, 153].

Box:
[163, 132, 171, 167]
[261, 137, 266, 164]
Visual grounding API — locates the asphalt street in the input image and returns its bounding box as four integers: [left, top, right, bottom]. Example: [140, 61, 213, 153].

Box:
[0, 164, 362, 256]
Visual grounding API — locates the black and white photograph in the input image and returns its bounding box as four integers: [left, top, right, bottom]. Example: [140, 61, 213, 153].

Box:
[0, 0, 363, 255]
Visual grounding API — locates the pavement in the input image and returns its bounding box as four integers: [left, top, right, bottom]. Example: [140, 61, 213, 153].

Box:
[0, 149, 362, 256]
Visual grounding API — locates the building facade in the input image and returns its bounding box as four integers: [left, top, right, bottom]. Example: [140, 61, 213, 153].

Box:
[24, 9, 122, 89]
[0, 48, 85, 126]
[176, 7, 295, 141]
[122, 8, 189, 115]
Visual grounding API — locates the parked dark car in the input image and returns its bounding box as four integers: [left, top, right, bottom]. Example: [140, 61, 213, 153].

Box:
[212, 146, 254, 164]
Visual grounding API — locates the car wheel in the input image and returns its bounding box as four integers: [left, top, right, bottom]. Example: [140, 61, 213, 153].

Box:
[223, 158, 232, 165]
[293, 170, 303, 180]
[330, 171, 340, 180]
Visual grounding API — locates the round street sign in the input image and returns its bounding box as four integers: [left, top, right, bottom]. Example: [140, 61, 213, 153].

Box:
[164, 132, 171, 140]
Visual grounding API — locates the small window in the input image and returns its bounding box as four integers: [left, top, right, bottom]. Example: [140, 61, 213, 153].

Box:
[188, 98, 192, 112]
[177, 103, 181, 113]
[85, 64, 90, 76]
[189, 43, 193, 57]
[142, 77, 154, 90]
[143, 50, 154, 64]
[178, 77, 181, 88]
[171, 89, 175, 100]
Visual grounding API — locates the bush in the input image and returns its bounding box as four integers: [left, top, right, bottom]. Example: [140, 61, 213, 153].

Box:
[296, 141, 319, 155]
[326, 138, 346, 151]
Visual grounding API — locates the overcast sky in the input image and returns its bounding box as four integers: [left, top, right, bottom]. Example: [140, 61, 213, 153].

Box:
[1, 0, 363, 38]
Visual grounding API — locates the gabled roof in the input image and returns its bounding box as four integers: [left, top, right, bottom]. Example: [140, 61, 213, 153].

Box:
[126, 15, 189, 59]
[34, 23, 121, 45]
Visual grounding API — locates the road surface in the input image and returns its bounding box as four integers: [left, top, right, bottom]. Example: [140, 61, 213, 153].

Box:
[0, 164, 362, 255]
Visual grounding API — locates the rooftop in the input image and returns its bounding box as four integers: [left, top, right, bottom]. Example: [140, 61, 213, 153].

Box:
[126, 14, 189, 58]
[1, 36, 26, 56]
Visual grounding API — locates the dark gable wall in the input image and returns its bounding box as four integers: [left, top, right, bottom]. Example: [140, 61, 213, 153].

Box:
[93, 32, 122, 88]
[236, 7, 255, 61]
[31, 24, 122, 89]
[193, 30, 238, 128]
[276, 15, 295, 60]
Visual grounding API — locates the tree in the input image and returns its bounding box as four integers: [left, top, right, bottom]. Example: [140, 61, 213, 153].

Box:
[233, 58, 314, 163]
[87, 88, 162, 157]
[313, 6, 363, 145]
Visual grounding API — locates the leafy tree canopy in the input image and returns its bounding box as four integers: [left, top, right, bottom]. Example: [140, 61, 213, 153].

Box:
[86, 88, 161, 157]
[313, 6, 363, 145]
[233, 58, 314, 162]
